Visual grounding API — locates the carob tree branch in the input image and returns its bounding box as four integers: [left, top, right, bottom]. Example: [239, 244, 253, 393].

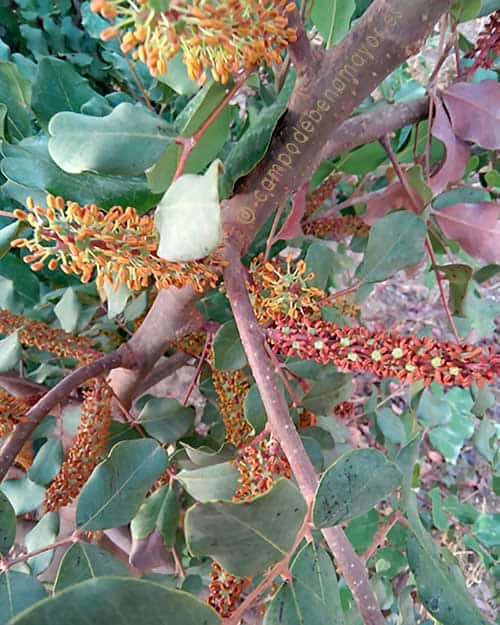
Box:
[0, 346, 136, 482]
[223, 244, 386, 625]
[110, 0, 450, 406]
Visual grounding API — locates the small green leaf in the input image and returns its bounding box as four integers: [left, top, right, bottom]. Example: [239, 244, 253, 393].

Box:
[138, 396, 195, 443]
[407, 531, 490, 625]
[54, 287, 81, 333]
[0, 254, 40, 304]
[25, 512, 59, 576]
[407, 165, 433, 205]
[185, 478, 307, 577]
[0, 491, 15, 556]
[305, 242, 337, 290]
[0, 572, 47, 624]
[178, 462, 240, 503]
[356, 211, 426, 283]
[302, 372, 353, 415]
[76, 439, 168, 530]
[472, 513, 500, 548]
[8, 577, 220, 625]
[220, 71, 295, 198]
[155, 159, 222, 262]
[180, 443, 237, 467]
[0, 331, 21, 373]
[0, 221, 23, 259]
[48, 103, 175, 176]
[243, 384, 266, 434]
[212, 320, 247, 371]
[131, 485, 179, 549]
[28, 439, 63, 486]
[54, 543, 130, 593]
[451, 0, 482, 21]
[0, 61, 32, 142]
[376, 407, 407, 444]
[32, 58, 101, 128]
[264, 542, 345, 625]
[311, 0, 356, 47]
[0, 478, 45, 515]
[443, 495, 479, 525]
[428, 488, 450, 532]
[102, 278, 132, 319]
[344, 509, 380, 554]
[434, 264, 473, 317]
[313, 449, 402, 528]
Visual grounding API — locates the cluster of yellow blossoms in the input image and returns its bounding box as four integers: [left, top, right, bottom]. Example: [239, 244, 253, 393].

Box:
[91, 0, 297, 83]
[12, 195, 222, 294]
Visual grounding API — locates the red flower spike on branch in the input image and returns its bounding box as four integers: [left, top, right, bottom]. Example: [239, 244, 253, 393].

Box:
[212, 366, 253, 447]
[0, 309, 99, 365]
[44, 379, 113, 511]
[465, 10, 500, 72]
[268, 316, 499, 388]
[303, 173, 341, 219]
[233, 434, 291, 501]
[303, 213, 370, 239]
[12, 195, 223, 294]
[0, 389, 30, 438]
[91, 0, 297, 83]
[208, 561, 251, 617]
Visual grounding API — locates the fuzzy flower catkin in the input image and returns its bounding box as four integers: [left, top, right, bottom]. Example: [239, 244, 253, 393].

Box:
[268, 315, 499, 388]
[91, 0, 297, 83]
[44, 379, 113, 511]
[0, 389, 30, 438]
[0, 309, 99, 364]
[12, 195, 223, 294]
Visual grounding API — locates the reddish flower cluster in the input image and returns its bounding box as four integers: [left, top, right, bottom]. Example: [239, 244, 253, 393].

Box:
[91, 0, 297, 84]
[268, 316, 499, 388]
[465, 10, 500, 71]
[303, 174, 341, 219]
[303, 214, 370, 239]
[233, 435, 291, 501]
[297, 408, 317, 428]
[248, 253, 324, 323]
[0, 309, 99, 364]
[333, 401, 355, 419]
[12, 195, 223, 294]
[45, 379, 113, 511]
[0, 389, 30, 438]
[208, 561, 250, 617]
[212, 366, 253, 447]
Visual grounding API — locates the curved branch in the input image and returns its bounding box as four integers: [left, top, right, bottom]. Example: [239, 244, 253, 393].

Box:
[223, 244, 386, 625]
[0, 346, 135, 482]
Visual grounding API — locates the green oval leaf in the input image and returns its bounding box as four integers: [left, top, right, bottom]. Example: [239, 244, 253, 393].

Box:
[137, 396, 195, 444]
[8, 577, 220, 625]
[0, 572, 47, 624]
[76, 439, 168, 531]
[212, 320, 247, 372]
[54, 543, 130, 593]
[177, 462, 240, 503]
[32, 58, 101, 128]
[28, 439, 63, 486]
[313, 449, 402, 528]
[407, 532, 490, 625]
[355, 211, 426, 283]
[185, 478, 307, 577]
[264, 542, 344, 625]
[0, 331, 21, 373]
[0, 491, 15, 556]
[25, 512, 59, 576]
[48, 103, 175, 176]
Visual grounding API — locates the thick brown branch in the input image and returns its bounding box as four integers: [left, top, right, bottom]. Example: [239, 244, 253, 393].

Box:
[223, 244, 386, 625]
[0, 346, 135, 482]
